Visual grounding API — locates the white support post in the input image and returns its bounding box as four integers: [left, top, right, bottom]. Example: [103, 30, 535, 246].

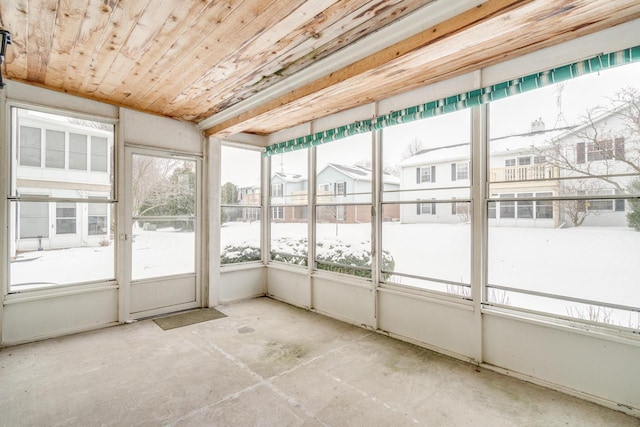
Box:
[308, 123, 316, 310]
[116, 109, 129, 323]
[471, 90, 489, 364]
[0, 87, 7, 343]
[372, 104, 382, 330]
[208, 137, 222, 307]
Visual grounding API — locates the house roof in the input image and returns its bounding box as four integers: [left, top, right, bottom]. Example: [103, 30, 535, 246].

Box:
[272, 172, 306, 183]
[399, 126, 577, 167]
[2, 1, 636, 140]
[322, 163, 400, 185]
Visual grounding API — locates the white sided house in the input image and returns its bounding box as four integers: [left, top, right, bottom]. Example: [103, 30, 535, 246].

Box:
[400, 110, 639, 228]
[10, 108, 113, 257]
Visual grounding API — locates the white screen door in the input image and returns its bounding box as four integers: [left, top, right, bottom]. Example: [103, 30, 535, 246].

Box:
[125, 147, 201, 318]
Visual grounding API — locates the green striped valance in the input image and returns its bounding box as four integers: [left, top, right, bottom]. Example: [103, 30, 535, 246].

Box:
[263, 45, 640, 157]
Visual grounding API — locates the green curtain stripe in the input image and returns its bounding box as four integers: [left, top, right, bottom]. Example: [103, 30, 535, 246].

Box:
[264, 45, 640, 157]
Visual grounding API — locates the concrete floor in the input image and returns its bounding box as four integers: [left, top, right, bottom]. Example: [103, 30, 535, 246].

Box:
[0, 297, 638, 426]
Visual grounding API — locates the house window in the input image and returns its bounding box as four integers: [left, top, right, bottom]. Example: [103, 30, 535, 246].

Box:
[88, 203, 108, 235]
[318, 183, 331, 193]
[19, 202, 49, 239]
[535, 192, 553, 219]
[91, 137, 108, 172]
[586, 139, 616, 162]
[271, 183, 283, 197]
[69, 133, 88, 170]
[335, 181, 346, 196]
[499, 194, 515, 218]
[272, 206, 284, 220]
[417, 201, 436, 215]
[517, 193, 534, 218]
[587, 189, 614, 211]
[9, 107, 116, 292]
[45, 130, 65, 169]
[417, 166, 435, 183]
[488, 201, 496, 219]
[335, 205, 346, 220]
[56, 203, 77, 234]
[533, 155, 546, 164]
[19, 126, 41, 166]
[517, 156, 531, 166]
[504, 159, 516, 167]
[451, 162, 469, 181]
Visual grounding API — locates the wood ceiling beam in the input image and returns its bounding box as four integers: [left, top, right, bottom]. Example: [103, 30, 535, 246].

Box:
[204, 0, 532, 138]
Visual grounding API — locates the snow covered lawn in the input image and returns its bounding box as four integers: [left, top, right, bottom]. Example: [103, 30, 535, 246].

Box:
[11, 221, 639, 327]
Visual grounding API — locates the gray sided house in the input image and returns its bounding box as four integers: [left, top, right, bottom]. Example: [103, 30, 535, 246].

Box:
[317, 163, 400, 223]
[270, 172, 308, 222]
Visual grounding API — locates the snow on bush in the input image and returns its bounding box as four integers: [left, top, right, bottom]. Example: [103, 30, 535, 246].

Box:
[221, 237, 396, 279]
[220, 243, 261, 264]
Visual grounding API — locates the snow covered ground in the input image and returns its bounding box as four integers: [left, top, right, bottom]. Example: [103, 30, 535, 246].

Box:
[10, 226, 195, 289]
[10, 221, 639, 328]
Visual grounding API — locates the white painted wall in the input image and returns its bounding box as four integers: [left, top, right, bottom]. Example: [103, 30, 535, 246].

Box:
[121, 108, 203, 154]
[219, 266, 266, 303]
[483, 312, 640, 411]
[267, 266, 310, 308]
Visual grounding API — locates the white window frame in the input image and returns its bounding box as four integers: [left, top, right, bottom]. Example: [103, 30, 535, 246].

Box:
[455, 162, 469, 180]
[271, 182, 283, 197]
[272, 206, 284, 220]
[587, 189, 615, 212]
[420, 166, 432, 183]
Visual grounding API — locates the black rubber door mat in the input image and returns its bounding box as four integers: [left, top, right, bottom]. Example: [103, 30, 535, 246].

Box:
[153, 308, 227, 330]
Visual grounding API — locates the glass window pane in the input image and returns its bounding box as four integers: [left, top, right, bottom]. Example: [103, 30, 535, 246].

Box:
[45, 129, 65, 169]
[315, 205, 372, 278]
[488, 60, 640, 327]
[69, 133, 88, 170]
[382, 203, 470, 294]
[12, 107, 114, 201]
[132, 157, 196, 218]
[221, 206, 261, 265]
[221, 146, 261, 206]
[316, 133, 373, 204]
[55, 202, 76, 234]
[381, 109, 471, 295]
[19, 202, 49, 238]
[91, 137, 108, 172]
[269, 148, 308, 266]
[270, 149, 307, 206]
[270, 206, 308, 266]
[19, 126, 41, 166]
[88, 203, 109, 235]
[220, 146, 261, 265]
[132, 219, 195, 280]
[488, 202, 639, 327]
[10, 201, 115, 291]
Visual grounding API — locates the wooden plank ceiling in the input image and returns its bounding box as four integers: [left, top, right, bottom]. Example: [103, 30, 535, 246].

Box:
[1, 0, 639, 141]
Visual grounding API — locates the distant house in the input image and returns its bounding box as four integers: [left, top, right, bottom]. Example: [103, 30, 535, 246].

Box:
[11, 109, 113, 255]
[267, 164, 401, 224]
[316, 163, 400, 223]
[270, 172, 308, 222]
[400, 108, 638, 227]
[237, 183, 261, 221]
